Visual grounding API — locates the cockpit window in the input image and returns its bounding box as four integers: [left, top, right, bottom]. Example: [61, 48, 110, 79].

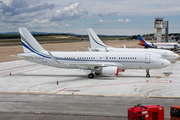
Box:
[158, 56, 164, 59]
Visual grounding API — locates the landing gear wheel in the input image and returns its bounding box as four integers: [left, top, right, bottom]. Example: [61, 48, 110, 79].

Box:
[88, 73, 94, 79]
[146, 74, 150, 78]
[95, 72, 100, 76]
[146, 69, 150, 78]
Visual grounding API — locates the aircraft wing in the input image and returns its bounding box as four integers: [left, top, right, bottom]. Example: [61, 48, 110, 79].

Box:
[64, 62, 121, 69]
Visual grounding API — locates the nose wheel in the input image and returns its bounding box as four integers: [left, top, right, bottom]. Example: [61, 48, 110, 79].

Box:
[146, 69, 150, 77]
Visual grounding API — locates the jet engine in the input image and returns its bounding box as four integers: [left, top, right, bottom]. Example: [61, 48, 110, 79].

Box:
[101, 66, 119, 76]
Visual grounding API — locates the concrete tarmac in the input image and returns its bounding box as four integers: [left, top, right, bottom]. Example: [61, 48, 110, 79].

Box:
[0, 60, 180, 119]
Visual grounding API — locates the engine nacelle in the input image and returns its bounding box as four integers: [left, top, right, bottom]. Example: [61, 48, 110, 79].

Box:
[101, 66, 119, 76]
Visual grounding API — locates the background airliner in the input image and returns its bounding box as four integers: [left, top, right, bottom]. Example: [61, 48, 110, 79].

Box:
[16, 28, 170, 78]
[138, 34, 180, 51]
[87, 28, 179, 61]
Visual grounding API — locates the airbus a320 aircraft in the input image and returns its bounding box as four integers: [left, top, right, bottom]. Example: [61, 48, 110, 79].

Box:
[138, 34, 180, 50]
[87, 28, 179, 60]
[16, 28, 170, 78]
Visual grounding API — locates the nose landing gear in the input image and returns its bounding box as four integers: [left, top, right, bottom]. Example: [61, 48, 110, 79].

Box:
[146, 69, 150, 77]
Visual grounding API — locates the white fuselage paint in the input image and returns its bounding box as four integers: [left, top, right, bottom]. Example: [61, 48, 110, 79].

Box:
[17, 51, 170, 70]
[91, 48, 179, 60]
[87, 28, 179, 60]
[146, 41, 180, 49]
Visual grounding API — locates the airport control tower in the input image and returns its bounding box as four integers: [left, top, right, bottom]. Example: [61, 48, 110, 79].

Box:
[154, 18, 164, 42]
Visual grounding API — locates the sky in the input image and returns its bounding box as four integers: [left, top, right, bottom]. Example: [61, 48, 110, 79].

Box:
[0, 0, 180, 35]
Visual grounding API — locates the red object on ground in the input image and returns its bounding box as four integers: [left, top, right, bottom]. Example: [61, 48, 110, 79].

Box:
[128, 104, 164, 120]
[170, 105, 180, 120]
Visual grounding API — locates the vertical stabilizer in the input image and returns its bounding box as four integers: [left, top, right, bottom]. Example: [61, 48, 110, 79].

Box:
[19, 28, 45, 53]
[138, 34, 152, 48]
[138, 34, 146, 46]
[87, 28, 110, 49]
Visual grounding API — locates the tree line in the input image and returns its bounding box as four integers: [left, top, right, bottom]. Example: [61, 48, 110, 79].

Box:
[0, 33, 179, 39]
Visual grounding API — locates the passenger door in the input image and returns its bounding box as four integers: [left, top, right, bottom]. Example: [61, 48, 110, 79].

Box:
[145, 54, 150, 63]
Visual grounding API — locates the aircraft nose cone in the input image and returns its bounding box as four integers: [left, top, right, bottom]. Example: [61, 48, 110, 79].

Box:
[164, 60, 171, 67]
[160, 60, 170, 68]
[175, 54, 180, 59]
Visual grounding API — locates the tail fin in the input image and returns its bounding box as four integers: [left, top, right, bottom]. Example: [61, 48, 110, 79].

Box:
[138, 34, 146, 46]
[87, 28, 110, 49]
[138, 34, 153, 48]
[19, 28, 45, 53]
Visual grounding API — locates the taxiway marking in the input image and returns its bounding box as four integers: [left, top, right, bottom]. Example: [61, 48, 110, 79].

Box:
[0, 66, 48, 78]
[1, 91, 180, 99]
[0, 63, 37, 72]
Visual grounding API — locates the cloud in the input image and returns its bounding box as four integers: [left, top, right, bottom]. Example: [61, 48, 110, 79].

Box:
[114, 19, 124, 23]
[0, 0, 55, 23]
[96, 11, 118, 17]
[64, 24, 71, 27]
[0, 18, 60, 29]
[0, 0, 56, 29]
[114, 19, 131, 23]
[50, 2, 89, 21]
[98, 19, 110, 24]
[124, 19, 131, 22]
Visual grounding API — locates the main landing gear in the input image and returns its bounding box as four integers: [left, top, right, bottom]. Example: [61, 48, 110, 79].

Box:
[88, 69, 101, 79]
[146, 69, 150, 78]
[88, 73, 94, 79]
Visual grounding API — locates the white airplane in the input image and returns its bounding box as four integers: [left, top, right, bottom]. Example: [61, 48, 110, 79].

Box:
[16, 28, 170, 79]
[87, 28, 179, 60]
[138, 34, 180, 50]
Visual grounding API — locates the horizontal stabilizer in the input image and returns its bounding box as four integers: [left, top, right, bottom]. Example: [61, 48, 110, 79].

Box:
[15, 53, 34, 59]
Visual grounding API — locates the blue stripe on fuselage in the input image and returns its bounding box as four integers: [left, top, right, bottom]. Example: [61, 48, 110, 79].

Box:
[22, 41, 148, 64]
